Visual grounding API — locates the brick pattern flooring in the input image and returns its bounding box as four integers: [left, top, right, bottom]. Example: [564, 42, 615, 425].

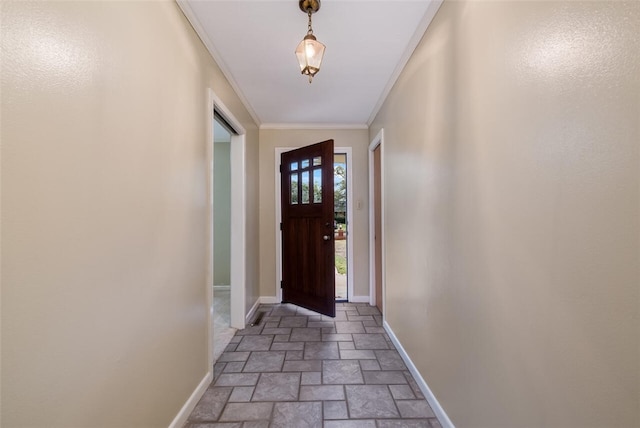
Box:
[185, 303, 442, 428]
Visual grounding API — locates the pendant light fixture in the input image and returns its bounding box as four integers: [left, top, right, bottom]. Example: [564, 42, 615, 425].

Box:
[295, 0, 325, 83]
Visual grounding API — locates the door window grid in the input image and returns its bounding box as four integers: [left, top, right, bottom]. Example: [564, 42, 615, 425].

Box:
[289, 157, 323, 206]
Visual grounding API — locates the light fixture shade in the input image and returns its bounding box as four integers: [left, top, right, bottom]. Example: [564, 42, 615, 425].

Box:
[295, 34, 325, 80]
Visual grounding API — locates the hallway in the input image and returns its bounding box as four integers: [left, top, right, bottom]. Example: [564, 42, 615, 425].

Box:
[3, 1, 638, 426]
[186, 303, 441, 427]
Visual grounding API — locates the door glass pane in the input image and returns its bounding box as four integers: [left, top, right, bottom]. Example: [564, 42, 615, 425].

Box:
[301, 159, 310, 169]
[334, 153, 347, 300]
[290, 173, 298, 204]
[313, 156, 321, 166]
[301, 171, 309, 204]
[313, 168, 322, 203]
[290, 161, 298, 171]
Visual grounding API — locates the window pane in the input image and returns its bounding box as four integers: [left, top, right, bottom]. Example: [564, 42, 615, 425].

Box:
[301, 171, 310, 204]
[290, 174, 298, 204]
[313, 168, 322, 203]
[301, 159, 310, 169]
[313, 156, 321, 166]
[290, 161, 298, 171]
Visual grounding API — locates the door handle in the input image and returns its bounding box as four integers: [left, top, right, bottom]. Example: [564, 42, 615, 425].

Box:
[323, 235, 331, 241]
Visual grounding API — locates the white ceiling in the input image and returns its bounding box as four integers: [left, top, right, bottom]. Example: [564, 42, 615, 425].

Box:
[178, 0, 441, 127]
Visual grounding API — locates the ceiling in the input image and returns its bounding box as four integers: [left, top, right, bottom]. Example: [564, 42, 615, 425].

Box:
[178, 0, 441, 128]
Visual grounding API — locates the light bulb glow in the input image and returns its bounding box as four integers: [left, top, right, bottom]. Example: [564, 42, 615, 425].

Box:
[305, 43, 315, 58]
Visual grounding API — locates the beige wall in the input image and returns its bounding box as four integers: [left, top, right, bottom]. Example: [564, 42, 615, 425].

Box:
[370, 1, 639, 427]
[258, 129, 370, 299]
[1, 1, 258, 427]
[245, 129, 260, 316]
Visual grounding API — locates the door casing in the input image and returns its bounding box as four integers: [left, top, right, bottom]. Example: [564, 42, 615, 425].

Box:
[368, 129, 385, 317]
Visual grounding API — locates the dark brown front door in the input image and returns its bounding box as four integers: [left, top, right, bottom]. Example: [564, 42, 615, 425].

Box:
[281, 140, 335, 317]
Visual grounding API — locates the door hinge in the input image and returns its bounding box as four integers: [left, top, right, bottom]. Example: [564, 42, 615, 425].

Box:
[280, 222, 283, 231]
[279, 164, 283, 173]
[280, 280, 283, 289]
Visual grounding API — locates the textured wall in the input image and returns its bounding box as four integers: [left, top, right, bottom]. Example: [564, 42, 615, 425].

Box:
[258, 129, 371, 300]
[370, 1, 639, 426]
[1, 1, 258, 426]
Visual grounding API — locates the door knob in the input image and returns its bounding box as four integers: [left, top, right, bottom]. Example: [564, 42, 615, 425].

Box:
[323, 235, 331, 241]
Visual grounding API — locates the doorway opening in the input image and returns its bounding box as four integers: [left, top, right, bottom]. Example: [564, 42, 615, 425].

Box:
[334, 153, 348, 301]
[207, 89, 247, 369]
[212, 113, 235, 360]
[275, 146, 353, 306]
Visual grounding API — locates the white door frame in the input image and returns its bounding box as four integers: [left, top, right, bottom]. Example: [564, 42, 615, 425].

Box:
[275, 146, 354, 303]
[207, 89, 246, 369]
[368, 129, 385, 316]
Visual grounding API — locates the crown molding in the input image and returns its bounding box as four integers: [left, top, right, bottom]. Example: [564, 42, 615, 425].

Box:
[366, 0, 444, 126]
[260, 123, 369, 130]
[177, 0, 262, 128]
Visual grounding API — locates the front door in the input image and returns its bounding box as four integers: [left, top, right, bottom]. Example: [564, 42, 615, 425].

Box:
[281, 140, 335, 317]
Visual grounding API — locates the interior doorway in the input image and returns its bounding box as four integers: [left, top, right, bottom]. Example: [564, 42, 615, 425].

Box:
[372, 146, 382, 313]
[212, 117, 234, 360]
[207, 90, 247, 369]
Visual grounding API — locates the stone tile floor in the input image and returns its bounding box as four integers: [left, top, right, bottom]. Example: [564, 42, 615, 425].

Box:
[213, 287, 237, 362]
[185, 302, 442, 428]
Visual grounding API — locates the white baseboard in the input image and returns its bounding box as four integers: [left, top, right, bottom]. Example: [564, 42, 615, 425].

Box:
[168, 371, 212, 428]
[245, 296, 284, 324]
[349, 295, 370, 303]
[383, 321, 455, 428]
[245, 298, 261, 325]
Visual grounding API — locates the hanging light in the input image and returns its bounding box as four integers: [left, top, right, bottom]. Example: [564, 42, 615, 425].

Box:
[295, 0, 325, 83]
